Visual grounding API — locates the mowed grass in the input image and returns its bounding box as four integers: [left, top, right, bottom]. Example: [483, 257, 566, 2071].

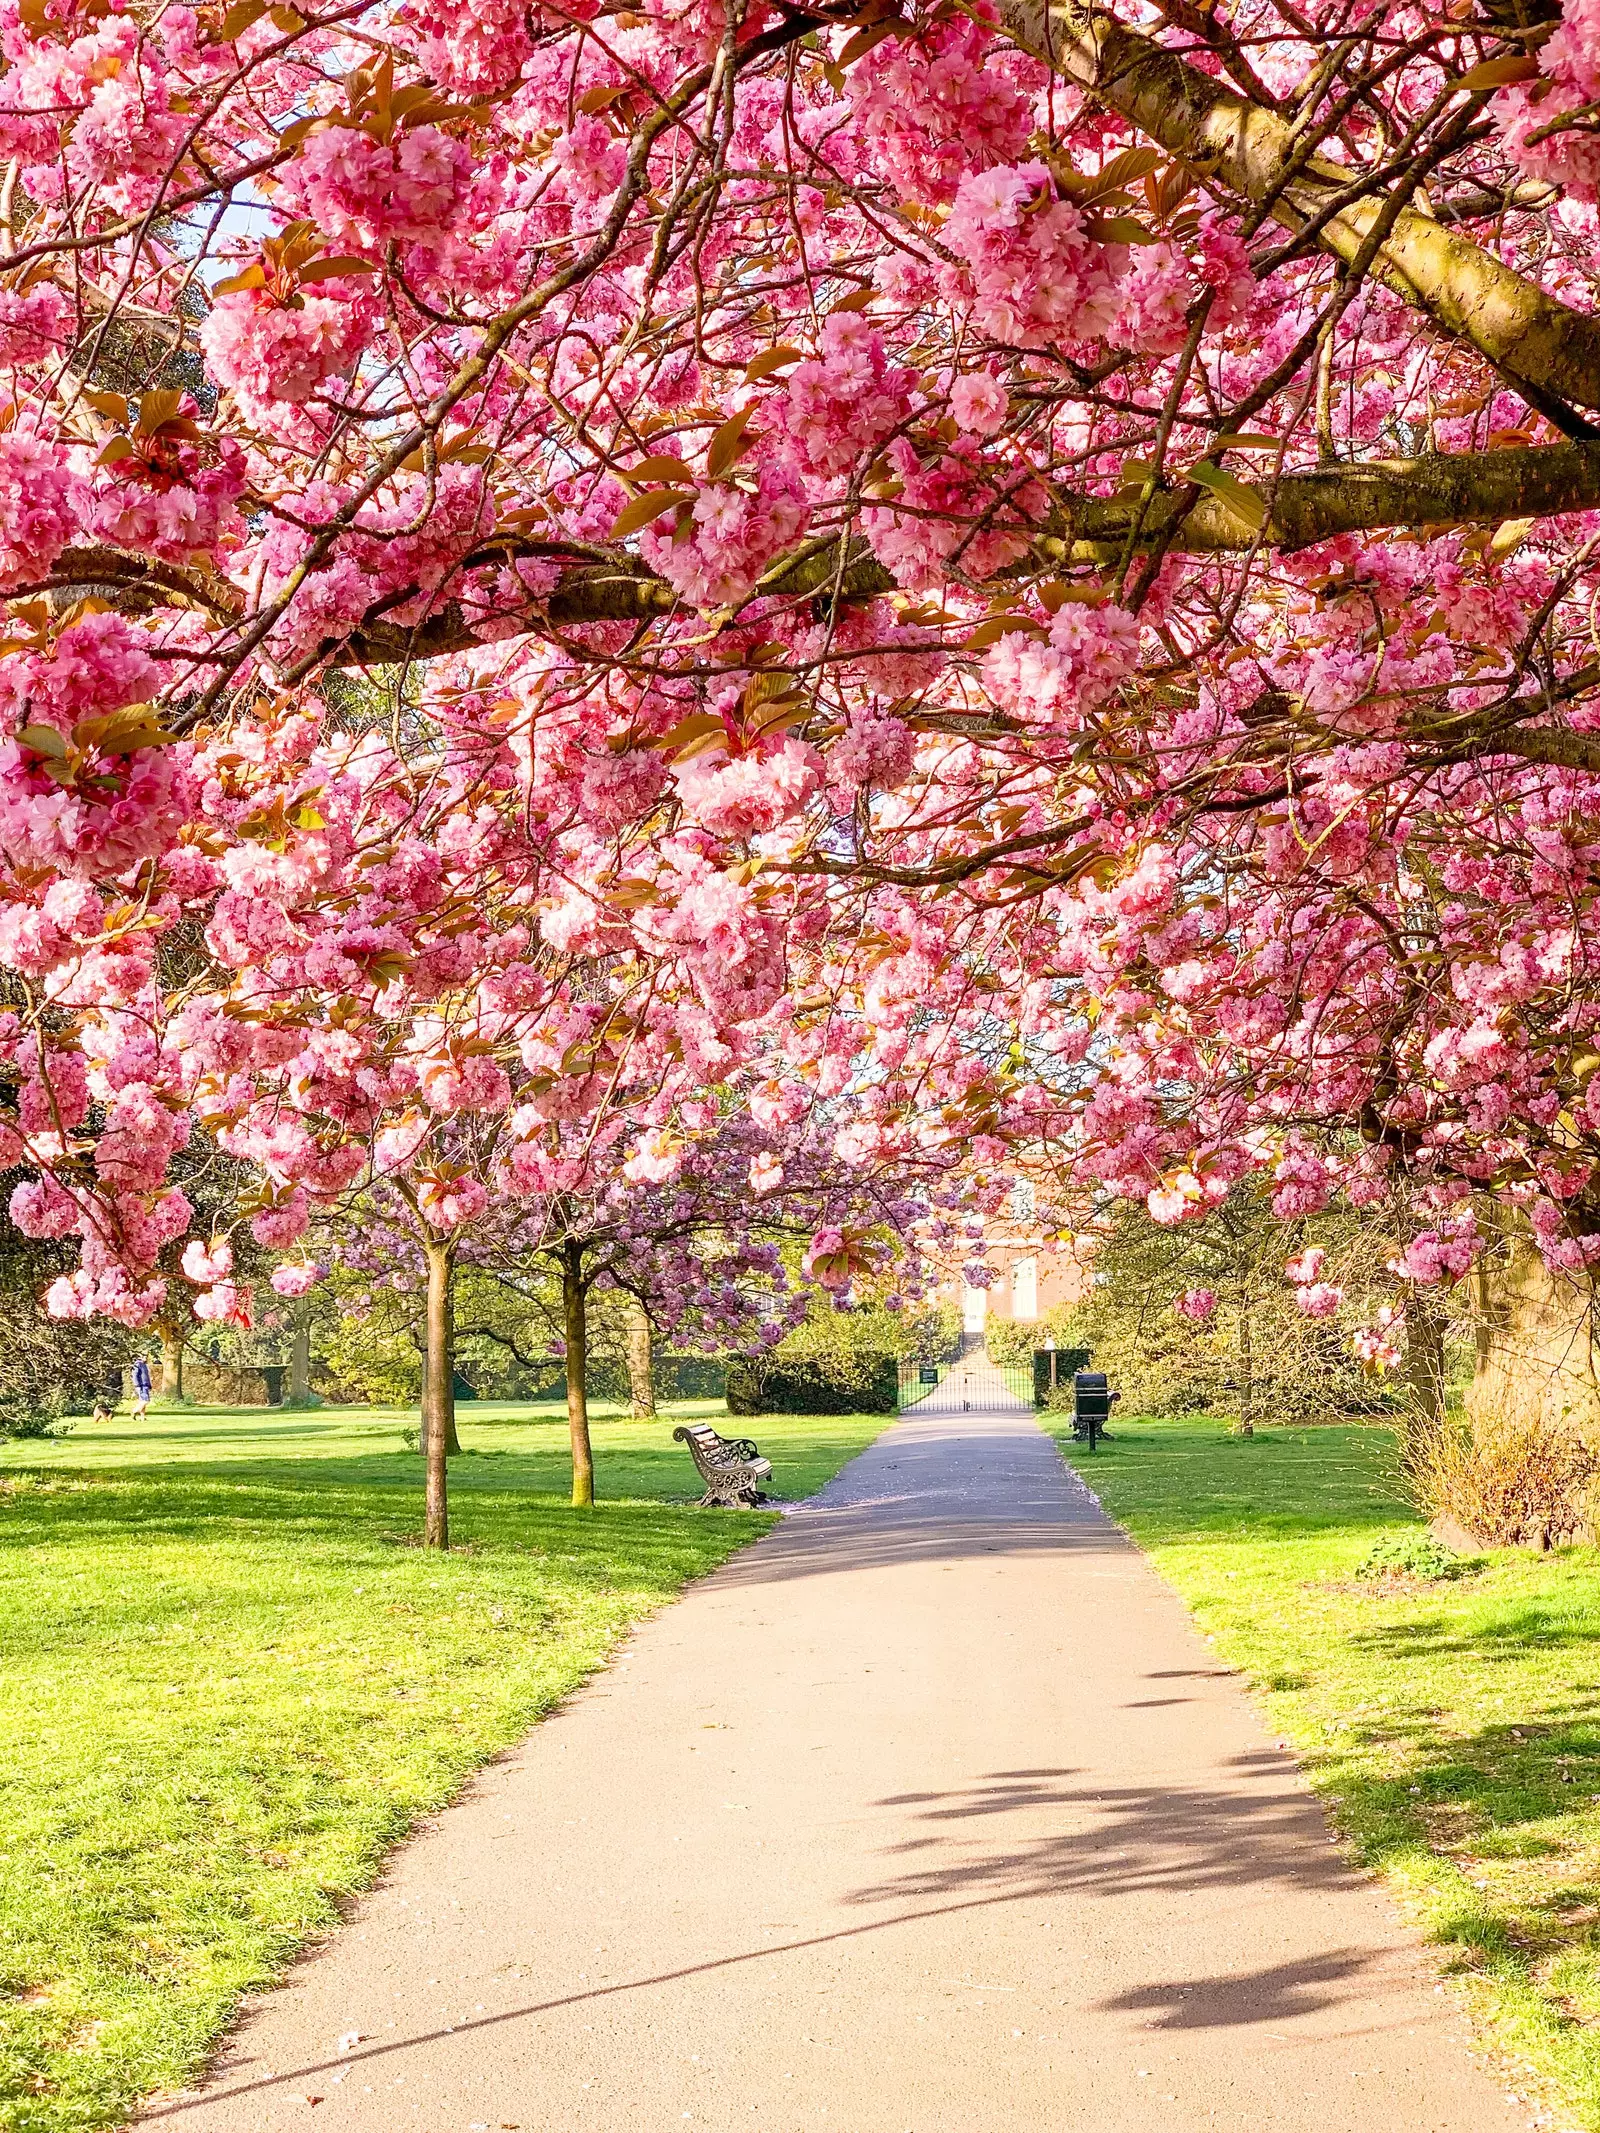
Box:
[0, 1396, 884, 2132]
[1053, 1415, 1600, 2128]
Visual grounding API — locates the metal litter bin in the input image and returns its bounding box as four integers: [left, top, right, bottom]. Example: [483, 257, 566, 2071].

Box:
[1072, 1370, 1120, 1450]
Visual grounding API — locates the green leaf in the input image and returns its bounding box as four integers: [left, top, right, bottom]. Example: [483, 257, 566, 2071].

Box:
[1088, 214, 1160, 245]
[16, 723, 67, 757]
[1187, 460, 1269, 534]
[611, 489, 696, 538]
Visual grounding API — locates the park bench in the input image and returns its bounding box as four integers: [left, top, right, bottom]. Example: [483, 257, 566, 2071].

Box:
[673, 1422, 772, 1507]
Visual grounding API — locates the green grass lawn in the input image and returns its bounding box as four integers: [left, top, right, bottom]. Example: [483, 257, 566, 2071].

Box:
[0, 1396, 884, 2133]
[1053, 1414, 1600, 2128]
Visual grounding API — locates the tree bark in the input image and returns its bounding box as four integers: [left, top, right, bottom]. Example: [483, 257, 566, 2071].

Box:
[422, 1240, 455, 1549]
[1465, 1225, 1600, 1440]
[1236, 1281, 1254, 1437]
[997, 0, 1600, 417]
[158, 1318, 183, 1401]
[289, 1318, 311, 1405]
[1403, 1291, 1448, 1448]
[626, 1295, 656, 1420]
[564, 1241, 594, 1508]
[418, 1302, 461, 1455]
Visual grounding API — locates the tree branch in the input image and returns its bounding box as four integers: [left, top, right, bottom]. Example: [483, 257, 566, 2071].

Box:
[996, 0, 1600, 417]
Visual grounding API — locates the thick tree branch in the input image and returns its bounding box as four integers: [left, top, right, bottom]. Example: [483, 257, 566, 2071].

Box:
[44, 440, 1600, 662]
[997, 0, 1600, 416]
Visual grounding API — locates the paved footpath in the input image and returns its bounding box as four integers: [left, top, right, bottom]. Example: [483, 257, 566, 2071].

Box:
[144, 1369, 1530, 2133]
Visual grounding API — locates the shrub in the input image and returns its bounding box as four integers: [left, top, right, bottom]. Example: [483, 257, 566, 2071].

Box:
[1403, 1409, 1599, 1548]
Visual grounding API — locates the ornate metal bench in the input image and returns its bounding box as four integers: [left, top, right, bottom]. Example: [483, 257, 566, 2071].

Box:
[673, 1422, 772, 1507]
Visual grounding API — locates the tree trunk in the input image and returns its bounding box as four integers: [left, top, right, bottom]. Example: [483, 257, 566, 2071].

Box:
[418, 1303, 461, 1454]
[1236, 1283, 1254, 1437]
[1465, 1225, 1600, 1441]
[158, 1318, 184, 1401]
[1403, 1291, 1447, 1448]
[422, 1241, 454, 1549]
[289, 1318, 311, 1405]
[564, 1241, 594, 1508]
[626, 1295, 656, 1420]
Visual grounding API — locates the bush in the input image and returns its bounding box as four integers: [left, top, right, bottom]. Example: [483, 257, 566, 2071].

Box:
[1403, 1409, 1599, 1548]
[726, 1353, 898, 1416]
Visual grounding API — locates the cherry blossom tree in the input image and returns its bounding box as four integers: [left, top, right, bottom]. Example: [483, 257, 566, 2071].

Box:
[8, 0, 1600, 1456]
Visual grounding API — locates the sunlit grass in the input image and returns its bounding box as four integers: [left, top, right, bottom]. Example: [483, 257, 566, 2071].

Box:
[1055, 1414, 1600, 2128]
[0, 1397, 882, 2131]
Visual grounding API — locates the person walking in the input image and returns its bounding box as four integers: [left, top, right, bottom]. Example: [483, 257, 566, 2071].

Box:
[131, 1353, 153, 1422]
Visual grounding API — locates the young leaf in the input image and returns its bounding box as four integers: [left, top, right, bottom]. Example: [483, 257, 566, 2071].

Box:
[963, 615, 1049, 649]
[17, 724, 68, 757]
[650, 710, 727, 755]
[626, 454, 696, 483]
[210, 262, 266, 296]
[837, 20, 897, 65]
[744, 345, 803, 382]
[1080, 146, 1163, 201]
[612, 488, 696, 537]
[219, 0, 265, 34]
[1453, 53, 1539, 91]
[576, 82, 630, 113]
[1187, 460, 1269, 534]
[705, 403, 757, 480]
[1488, 514, 1536, 561]
[298, 255, 379, 282]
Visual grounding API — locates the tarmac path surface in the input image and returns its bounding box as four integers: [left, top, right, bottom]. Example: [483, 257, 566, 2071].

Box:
[142, 1365, 1529, 2133]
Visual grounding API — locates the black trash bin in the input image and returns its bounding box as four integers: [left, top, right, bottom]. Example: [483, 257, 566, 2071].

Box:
[1071, 1370, 1120, 1450]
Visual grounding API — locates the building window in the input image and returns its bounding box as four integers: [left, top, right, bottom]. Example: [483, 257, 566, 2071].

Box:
[1012, 1257, 1038, 1321]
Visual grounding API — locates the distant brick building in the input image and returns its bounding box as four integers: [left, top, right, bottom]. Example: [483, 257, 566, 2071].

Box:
[931, 1229, 1094, 1336]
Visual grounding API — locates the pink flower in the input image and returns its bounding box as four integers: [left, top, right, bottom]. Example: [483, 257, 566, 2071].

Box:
[251, 1190, 310, 1249]
[748, 1152, 784, 1195]
[181, 1237, 233, 1285]
[1284, 1247, 1325, 1285]
[950, 371, 1009, 437]
[674, 736, 821, 841]
[1175, 1287, 1217, 1322]
[417, 1173, 488, 1232]
[270, 1262, 321, 1298]
[623, 1129, 685, 1185]
[1295, 1282, 1344, 1319]
[194, 1281, 251, 1328]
